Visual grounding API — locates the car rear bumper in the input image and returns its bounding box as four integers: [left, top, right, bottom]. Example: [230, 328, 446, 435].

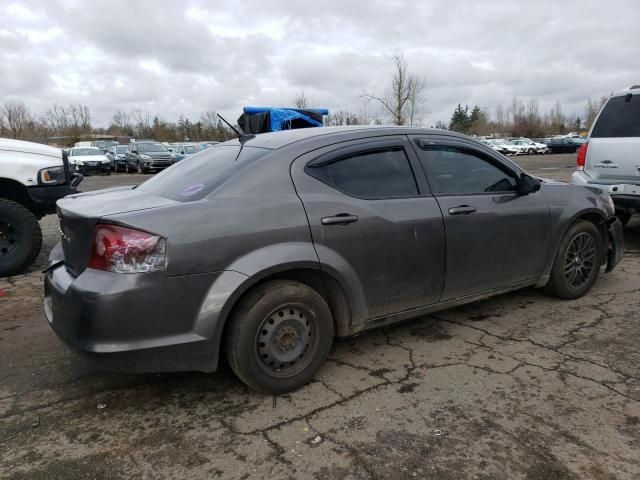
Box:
[571, 172, 640, 209]
[43, 244, 228, 373]
[605, 217, 624, 273]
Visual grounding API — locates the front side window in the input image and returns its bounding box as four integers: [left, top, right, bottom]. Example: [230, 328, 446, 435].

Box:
[591, 94, 640, 138]
[306, 148, 418, 199]
[417, 145, 517, 195]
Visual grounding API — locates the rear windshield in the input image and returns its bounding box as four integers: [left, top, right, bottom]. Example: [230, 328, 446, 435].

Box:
[137, 145, 269, 202]
[591, 94, 640, 138]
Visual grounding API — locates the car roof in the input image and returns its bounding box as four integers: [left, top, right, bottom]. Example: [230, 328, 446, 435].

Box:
[224, 125, 471, 150]
[612, 85, 640, 97]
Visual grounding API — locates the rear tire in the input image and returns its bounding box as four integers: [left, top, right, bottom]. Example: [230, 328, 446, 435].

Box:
[224, 280, 334, 393]
[544, 220, 603, 299]
[0, 199, 42, 277]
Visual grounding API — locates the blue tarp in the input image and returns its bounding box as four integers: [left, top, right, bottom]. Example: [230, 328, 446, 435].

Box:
[239, 107, 328, 133]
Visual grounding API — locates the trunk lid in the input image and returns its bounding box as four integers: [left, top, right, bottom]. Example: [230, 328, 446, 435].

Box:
[57, 186, 176, 276]
[585, 137, 640, 183]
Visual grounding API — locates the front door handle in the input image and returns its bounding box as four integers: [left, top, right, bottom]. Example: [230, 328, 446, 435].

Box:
[321, 213, 359, 226]
[448, 205, 476, 215]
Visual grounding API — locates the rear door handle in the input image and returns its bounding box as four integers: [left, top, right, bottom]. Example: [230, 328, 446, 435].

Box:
[448, 205, 476, 215]
[321, 214, 359, 226]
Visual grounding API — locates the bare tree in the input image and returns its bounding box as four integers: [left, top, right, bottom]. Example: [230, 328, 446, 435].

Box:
[362, 54, 425, 126]
[408, 76, 426, 126]
[1, 100, 31, 139]
[44, 104, 70, 134]
[584, 95, 610, 130]
[112, 110, 131, 131]
[293, 91, 309, 109]
[132, 108, 152, 138]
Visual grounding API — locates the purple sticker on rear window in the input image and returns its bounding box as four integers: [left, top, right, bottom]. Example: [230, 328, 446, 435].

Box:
[180, 183, 205, 197]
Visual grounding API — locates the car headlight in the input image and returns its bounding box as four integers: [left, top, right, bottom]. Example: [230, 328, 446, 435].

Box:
[38, 165, 66, 185]
[75, 160, 84, 166]
[140, 154, 151, 160]
[101, 159, 110, 164]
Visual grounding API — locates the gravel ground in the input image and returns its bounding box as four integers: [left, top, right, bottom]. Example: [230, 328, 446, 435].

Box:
[1, 153, 639, 479]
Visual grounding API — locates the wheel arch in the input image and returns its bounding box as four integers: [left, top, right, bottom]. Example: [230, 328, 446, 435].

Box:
[539, 208, 609, 286]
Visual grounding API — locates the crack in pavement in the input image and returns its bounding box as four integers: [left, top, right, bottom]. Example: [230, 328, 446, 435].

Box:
[434, 316, 640, 404]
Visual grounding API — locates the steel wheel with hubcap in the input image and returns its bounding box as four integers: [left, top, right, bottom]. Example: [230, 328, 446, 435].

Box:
[545, 220, 602, 299]
[225, 280, 334, 393]
[255, 305, 316, 378]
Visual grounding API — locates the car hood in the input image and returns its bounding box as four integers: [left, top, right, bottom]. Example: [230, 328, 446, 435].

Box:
[0, 137, 62, 159]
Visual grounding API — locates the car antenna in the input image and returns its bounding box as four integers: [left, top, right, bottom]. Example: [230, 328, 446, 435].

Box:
[217, 114, 255, 144]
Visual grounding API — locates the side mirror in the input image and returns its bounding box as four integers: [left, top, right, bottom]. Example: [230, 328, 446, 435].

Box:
[519, 173, 541, 195]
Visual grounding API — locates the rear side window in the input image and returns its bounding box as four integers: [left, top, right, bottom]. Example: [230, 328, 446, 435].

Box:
[591, 95, 640, 138]
[306, 148, 418, 199]
[137, 146, 268, 202]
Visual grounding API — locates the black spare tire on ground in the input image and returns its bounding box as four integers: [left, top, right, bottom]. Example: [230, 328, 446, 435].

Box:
[0, 199, 42, 277]
[224, 280, 334, 393]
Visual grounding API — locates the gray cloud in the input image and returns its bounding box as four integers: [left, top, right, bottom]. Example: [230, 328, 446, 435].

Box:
[1, 0, 638, 127]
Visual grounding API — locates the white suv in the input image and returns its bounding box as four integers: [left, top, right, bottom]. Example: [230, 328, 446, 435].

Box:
[0, 138, 81, 276]
[571, 85, 640, 226]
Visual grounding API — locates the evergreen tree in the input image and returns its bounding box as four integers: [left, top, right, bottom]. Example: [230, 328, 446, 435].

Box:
[449, 104, 470, 133]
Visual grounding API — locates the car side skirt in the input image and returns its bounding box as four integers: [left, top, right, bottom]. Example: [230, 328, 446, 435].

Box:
[359, 278, 540, 333]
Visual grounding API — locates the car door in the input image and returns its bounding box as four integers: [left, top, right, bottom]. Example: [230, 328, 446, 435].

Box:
[410, 136, 550, 301]
[290, 136, 445, 324]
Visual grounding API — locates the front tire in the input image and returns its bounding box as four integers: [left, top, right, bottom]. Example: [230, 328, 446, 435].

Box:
[544, 220, 603, 299]
[0, 199, 42, 277]
[224, 280, 334, 393]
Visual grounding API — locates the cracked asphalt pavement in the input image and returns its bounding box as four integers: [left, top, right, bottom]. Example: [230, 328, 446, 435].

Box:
[1, 154, 639, 479]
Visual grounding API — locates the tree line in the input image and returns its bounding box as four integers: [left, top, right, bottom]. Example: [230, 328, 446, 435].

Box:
[444, 95, 610, 138]
[0, 101, 238, 145]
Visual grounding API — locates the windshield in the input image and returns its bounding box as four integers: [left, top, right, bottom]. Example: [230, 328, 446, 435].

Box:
[138, 143, 168, 153]
[116, 146, 128, 154]
[591, 95, 640, 138]
[137, 145, 269, 202]
[72, 148, 102, 156]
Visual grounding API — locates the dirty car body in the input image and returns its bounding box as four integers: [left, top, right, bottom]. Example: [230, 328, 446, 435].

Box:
[44, 126, 624, 392]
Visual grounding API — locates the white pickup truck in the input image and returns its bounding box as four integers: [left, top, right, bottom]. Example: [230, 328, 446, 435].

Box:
[0, 138, 82, 276]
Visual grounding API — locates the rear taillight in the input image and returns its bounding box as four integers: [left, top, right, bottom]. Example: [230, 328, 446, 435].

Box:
[88, 224, 166, 273]
[576, 142, 588, 170]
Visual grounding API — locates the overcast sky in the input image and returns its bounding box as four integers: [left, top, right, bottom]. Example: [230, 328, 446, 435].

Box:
[1, 0, 638, 128]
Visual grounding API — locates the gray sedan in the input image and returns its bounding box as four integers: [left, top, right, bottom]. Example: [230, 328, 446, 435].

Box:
[44, 126, 624, 393]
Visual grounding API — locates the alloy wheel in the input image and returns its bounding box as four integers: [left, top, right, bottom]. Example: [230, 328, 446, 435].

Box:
[563, 232, 597, 287]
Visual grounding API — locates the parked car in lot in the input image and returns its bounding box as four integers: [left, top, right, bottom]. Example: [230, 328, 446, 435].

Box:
[0, 138, 81, 276]
[510, 138, 549, 154]
[488, 138, 519, 155]
[92, 140, 118, 153]
[199, 141, 220, 150]
[105, 145, 128, 172]
[124, 141, 172, 173]
[68, 147, 111, 176]
[547, 137, 582, 154]
[45, 126, 623, 393]
[572, 85, 640, 226]
[168, 143, 199, 163]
